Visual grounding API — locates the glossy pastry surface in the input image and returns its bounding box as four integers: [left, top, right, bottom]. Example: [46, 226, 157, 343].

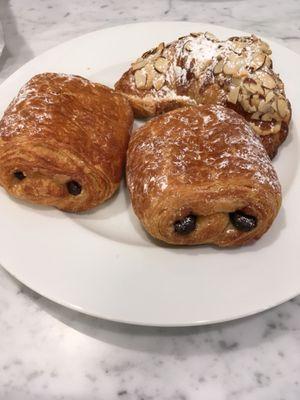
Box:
[116, 33, 291, 158]
[0, 73, 133, 212]
[126, 105, 282, 247]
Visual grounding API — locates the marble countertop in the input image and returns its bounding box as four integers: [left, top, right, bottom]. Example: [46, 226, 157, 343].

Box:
[1, 0, 300, 399]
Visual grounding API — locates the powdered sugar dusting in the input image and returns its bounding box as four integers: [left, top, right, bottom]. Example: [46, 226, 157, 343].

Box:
[128, 105, 281, 203]
[0, 73, 113, 137]
[120, 32, 291, 149]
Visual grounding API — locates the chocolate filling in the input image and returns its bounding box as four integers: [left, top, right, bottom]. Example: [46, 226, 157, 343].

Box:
[14, 171, 26, 180]
[67, 180, 82, 196]
[174, 214, 197, 235]
[229, 211, 257, 232]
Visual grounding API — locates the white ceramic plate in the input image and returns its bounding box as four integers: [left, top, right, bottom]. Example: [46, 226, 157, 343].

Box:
[0, 22, 299, 326]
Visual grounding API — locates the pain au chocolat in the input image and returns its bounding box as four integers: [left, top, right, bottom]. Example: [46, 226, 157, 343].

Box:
[116, 32, 291, 159]
[126, 105, 282, 247]
[0, 73, 133, 212]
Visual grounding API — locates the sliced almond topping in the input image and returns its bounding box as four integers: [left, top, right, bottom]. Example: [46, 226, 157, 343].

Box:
[261, 113, 273, 121]
[277, 98, 289, 118]
[156, 42, 165, 54]
[239, 69, 249, 78]
[141, 42, 164, 62]
[250, 123, 262, 135]
[153, 74, 165, 90]
[214, 59, 224, 74]
[244, 80, 265, 96]
[233, 54, 247, 68]
[272, 113, 282, 122]
[231, 77, 241, 86]
[251, 111, 262, 120]
[229, 41, 245, 55]
[154, 57, 169, 74]
[251, 53, 266, 71]
[277, 80, 284, 90]
[230, 36, 241, 42]
[193, 66, 201, 79]
[258, 100, 271, 113]
[264, 56, 272, 68]
[241, 96, 257, 113]
[205, 32, 218, 41]
[233, 47, 243, 56]
[184, 40, 193, 52]
[144, 64, 155, 89]
[142, 47, 156, 58]
[194, 59, 212, 78]
[260, 41, 272, 55]
[271, 101, 278, 112]
[251, 94, 260, 108]
[151, 43, 165, 61]
[190, 32, 201, 38]
[243, 81, 264, 96]
[257, 71, 276, 89]
[223, 61, 237, 76]
[227, 53, 239, 64]
[132, 61, 143, 71]
[272, 122, 281, 133]
[134, 70, 147, 89]
[265, 91, 275, 103]
[243, 81, 256, 94]
[132, 58, 148, 71]
[224, 54, 248, 77]
[250, 122, 280, 136]
[256, 84, 265, 95]
[255, 83, 265, 96]
[227, 86, 240, 104]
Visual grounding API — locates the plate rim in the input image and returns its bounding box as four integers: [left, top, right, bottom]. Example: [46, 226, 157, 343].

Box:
[0, 21, 299, 327]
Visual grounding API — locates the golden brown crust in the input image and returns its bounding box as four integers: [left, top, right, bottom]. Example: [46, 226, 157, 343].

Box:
[116, 33, 291, 159]
[126, 105, 282, 247]
[0, 73, 133, 212]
